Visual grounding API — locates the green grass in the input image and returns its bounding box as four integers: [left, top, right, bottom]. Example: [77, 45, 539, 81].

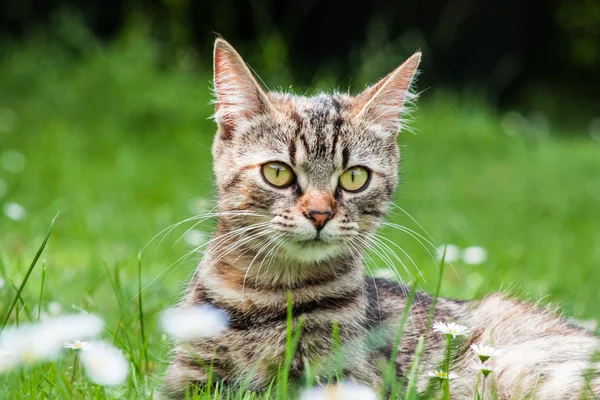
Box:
[0, 31, 599, 398]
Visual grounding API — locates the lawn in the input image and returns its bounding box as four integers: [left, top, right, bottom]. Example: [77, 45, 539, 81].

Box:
[0, 33, 599, 398]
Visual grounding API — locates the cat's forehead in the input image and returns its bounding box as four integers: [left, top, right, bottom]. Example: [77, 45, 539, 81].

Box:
[273, 93, 354, 122]
[234, 92, 397, 185]
[275, 94, 355, 170]
[267, 93, 395, 180]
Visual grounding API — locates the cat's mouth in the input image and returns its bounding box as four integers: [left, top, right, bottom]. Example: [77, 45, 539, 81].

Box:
[296, 237, 324, 247]
[278, 234, 344, 262]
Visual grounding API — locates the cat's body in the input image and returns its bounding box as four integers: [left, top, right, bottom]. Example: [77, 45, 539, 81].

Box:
[163, 39, 600, 399]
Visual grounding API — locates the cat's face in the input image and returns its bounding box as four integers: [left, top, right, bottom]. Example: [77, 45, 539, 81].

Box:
[211, 39, 420, 264]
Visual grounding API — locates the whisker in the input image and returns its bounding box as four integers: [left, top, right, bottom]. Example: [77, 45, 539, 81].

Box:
[135, 222, 273, 304]
[241, 233, 284, 300]
[344, 240, 383, 325]
[367, 234, 414, 282]
[381, 222, 460, 282]
[191, 228, 276, 297]
[371, 233, 425, 283]
[253, 233, 289, 287]
[389, 202, 437, 244]
[354, 235, 410, 283]
[175, 223, 272, 272]
[381, 222, 437, 252]
[142, 209, 268, 255]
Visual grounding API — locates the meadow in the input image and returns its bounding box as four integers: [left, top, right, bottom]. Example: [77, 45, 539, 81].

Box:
[0, 31, 599, 398]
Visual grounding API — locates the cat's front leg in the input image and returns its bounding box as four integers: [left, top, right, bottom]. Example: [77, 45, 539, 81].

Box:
[162, 344, 231, 399]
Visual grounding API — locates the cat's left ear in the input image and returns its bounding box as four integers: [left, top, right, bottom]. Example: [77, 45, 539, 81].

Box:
[213, 38, 274, 140]
[353, 52, 421, 135]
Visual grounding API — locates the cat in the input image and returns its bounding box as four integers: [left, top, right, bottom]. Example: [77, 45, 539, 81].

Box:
[163, 38, 600, 399]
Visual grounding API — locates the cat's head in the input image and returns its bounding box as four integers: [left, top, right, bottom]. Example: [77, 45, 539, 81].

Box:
[211, 39, 420, 264]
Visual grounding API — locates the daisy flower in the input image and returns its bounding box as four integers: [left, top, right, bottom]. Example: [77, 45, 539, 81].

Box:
[0, 313, 104, 371]
[436, 244, 460, 263]
[462, 246, 488, 265]
[299, 382, 378, 400]
[371, 268, 399, 280]
[433, 321, 469, 338]
[47, 301, 63, 316]
[0, 348, 17, 373]
[470, 343, 500, 362]
[160, 304, 229, 341]
[64, 340, 93, 350]
[0, 324, 61, 365]
[80, 341, 129, 385]
[472, 363, 496, 377]
[3, 202, 26, 221]
[427, 370, 457, 380]
[40, 313, 104, 344]
[183, 229, 207, 248]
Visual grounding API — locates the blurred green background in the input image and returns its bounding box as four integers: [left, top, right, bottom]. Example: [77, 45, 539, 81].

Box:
[0, 1, 599, 392]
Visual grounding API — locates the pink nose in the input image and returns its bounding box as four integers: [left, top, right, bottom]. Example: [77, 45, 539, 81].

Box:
[305, 210, 333, 231]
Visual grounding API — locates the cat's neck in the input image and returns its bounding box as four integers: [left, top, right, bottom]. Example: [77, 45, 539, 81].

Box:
[184, 229, 368, 320]
[199, 230, 365, 291]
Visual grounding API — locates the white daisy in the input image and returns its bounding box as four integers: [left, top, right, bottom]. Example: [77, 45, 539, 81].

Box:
[160, 304, 229, 341]
[470, 343, 500, 362]
[299, 382, 378, 400]
[433, 321, 469, 338]
[47, 301, 63, 316]
[436, 244, 460, 263]
[371, 268, 399, 280]
[472, 363, 496, 377]
[0, 348, 17, 373]
[183, 229, 207, 248]
[427, 370, 457, 380]
[0, 313, 104, 371]
[40, 313, 104, 343]
[3, 201, 26, 221]
[462, 246, 488, 265]
[80, 341, 129, 385]
[0, 325, 61, 365]
[187, 197, 212, 215]
[64, 340, 93, 350]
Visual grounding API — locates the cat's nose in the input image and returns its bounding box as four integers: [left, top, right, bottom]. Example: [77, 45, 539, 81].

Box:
[305, 210, 333, 231]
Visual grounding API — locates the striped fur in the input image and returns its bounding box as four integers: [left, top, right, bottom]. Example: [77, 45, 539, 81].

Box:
[163, 39, 600, 399]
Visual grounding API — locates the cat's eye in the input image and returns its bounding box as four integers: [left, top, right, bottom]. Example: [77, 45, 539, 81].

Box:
[261, 162, 296, 188]
[339, 166, 370, 192]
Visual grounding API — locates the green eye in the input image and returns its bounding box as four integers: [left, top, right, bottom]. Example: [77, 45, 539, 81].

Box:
[261, 162, 295, 188]
[339, 166, 370, 192]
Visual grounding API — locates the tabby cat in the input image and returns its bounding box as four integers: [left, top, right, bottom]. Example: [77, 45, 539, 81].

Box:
[163, 39, 600, 399]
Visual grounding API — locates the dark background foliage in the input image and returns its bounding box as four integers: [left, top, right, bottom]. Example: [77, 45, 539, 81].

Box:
[2, 0, 599, 123]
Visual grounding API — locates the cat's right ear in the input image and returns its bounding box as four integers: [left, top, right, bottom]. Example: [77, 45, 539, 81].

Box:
[213, 38, 274, 140]
[353, 52, 421, 135]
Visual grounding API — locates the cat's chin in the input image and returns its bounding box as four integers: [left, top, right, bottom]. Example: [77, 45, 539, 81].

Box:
[279, 239, 343, 263]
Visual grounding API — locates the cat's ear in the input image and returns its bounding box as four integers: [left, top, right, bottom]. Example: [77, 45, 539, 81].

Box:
[213, 38, 274, 140]
[353, 52, 421, 134]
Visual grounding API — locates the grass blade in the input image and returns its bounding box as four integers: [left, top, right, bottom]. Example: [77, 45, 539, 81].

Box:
[138, 253, 150, 373]
[385, 281, 418, 398]
[277, 291, 305, 399]
[37, 260, 47, 321]
[2, 212, 58, 328]
[404, 246, 447, 399]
